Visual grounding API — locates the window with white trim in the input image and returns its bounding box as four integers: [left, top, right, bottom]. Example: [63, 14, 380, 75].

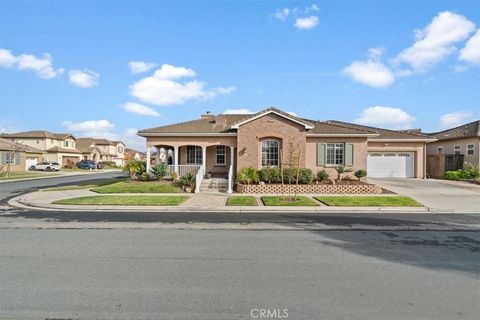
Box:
[186, 146, 202, 164]
[454, 145, 461, 155]
[467, 144, 475, 155]
[437, 146, 443, 154]
[216, 145, 226, 165]
[5, 152, 17, 164]
[261, 140, 279, 167]
[326, 143, 344, 165]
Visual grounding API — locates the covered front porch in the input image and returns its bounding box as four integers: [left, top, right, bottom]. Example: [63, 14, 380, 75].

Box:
[145, 137, 237, 193]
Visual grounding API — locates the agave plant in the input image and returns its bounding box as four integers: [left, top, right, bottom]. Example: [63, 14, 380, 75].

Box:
[179, 172, 196, 189]
[150, 163, 168, 180]
[335, 165, 353, 181]
[236, 167, 259, 185]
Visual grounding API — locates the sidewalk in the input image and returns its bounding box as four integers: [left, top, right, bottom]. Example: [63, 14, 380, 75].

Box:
[7, 189, 441, 213]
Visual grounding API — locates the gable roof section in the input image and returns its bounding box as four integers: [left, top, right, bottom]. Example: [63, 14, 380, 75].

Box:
[47, 146, 82, 154]
[0, 137, 44, 153]
[326, 120, 434, 140]
[230, 107, 314, 129]
[429, 120, 480, 141]
[3, 131, 77, 141]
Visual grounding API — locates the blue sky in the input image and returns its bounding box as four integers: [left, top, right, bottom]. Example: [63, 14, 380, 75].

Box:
[1, 0, 479, 149]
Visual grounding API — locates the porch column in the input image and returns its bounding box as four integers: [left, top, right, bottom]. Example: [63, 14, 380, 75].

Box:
[155, 147, 160, 164]
[146, 146, 151, 174]
[202, 146, 206, 167]
[230, 146, 235, 169]
[174, 146, 179, 175]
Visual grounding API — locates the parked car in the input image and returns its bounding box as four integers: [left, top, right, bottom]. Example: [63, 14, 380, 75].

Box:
[33, 162, 61, 172]
[76, 160, 98, 170]
[96, 162, 104, 169]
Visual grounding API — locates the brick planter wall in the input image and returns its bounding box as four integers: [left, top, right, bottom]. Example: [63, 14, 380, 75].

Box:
[236, 183, 382, 194]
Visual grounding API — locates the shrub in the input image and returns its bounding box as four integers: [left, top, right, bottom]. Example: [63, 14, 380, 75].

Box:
[236, 167, 259, 185]
[151, 163, 168, 180]
[444, 169, 477, 180]
[316, 170, 329, 182]
[297, 168, 313, 184]
[99, 161, 117, 168]
[178, 172, 195, 189]
[464, 163, 480, 179]
[335, 165, 353, 180]
[124, 160, 146, 180]
[354, 169, 367, 180]
[140, 172, 150, 182]
[280, 168, 313, 184]
[259, 167, 282, 184]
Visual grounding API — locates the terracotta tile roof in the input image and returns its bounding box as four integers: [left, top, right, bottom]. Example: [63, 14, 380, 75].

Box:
[2, 131, 76, 140]
[429, 120, 480, 141]
[0, 137, 44, 153]
[47, 146, 82, 154]
[326, 121, 433, 140]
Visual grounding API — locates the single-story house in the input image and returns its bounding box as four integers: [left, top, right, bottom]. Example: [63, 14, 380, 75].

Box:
[0, 137, 44, 172]
[138, 107, 434, 187]
[426, 120, 480, 177]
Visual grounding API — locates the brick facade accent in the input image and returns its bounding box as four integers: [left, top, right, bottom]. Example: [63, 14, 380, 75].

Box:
[236, 183, 382, 194]
[236, 113, 307, 170]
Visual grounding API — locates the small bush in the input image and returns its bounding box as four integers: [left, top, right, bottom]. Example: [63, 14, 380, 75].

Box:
[354, 169, 367, 180]
[124, 160, 146, 180]
[258, 167, 282, 184]
[140, 172, 150, 181]
[316, 170, 329, 182]
[281, 168, 313, 184]
[464, 163, 480, 179]
[444, 169, 477, 180]
[178, 172, 195, 189]
[99, 161, 117, 168]
[151, 163, 168, 180]
[236, 167, 259, 185]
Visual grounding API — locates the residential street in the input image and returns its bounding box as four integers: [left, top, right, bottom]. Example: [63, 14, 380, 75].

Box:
[0, 229, 479, 319]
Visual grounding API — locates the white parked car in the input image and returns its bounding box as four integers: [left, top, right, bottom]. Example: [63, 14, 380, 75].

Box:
[32, 162, 61, 172]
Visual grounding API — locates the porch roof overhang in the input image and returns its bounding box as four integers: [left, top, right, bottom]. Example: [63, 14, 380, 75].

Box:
[371, 138, 438, 142]
[138, 132, 238, 137]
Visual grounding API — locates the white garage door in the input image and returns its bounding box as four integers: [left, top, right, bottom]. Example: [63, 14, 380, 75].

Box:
[367, 153, 414, 178]
[25, 157, 37, 170]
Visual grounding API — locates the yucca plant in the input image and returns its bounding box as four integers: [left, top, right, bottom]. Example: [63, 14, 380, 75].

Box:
[236, 167, 259, 185]
[151, 163, 168, 180]
[179, 172, 196, 189]
[335, 165, 353, 181]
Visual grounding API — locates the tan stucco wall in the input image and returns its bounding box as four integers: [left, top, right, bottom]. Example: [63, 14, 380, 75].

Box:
[12, 138, 47, 150]
[427, 137, 479, 166]
[368, 141, 426, 178]
[306, 137, 368, 179]
[236, 114, 307, 170]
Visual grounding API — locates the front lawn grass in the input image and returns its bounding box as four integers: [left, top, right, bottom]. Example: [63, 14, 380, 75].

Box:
[262, 196, 319, 206]
[53, 195, 188, 206]
[43, 179, 124, 191]
[315, 196, 422, 207]
[91, 181, 180, 194]
[226, 196, 257, 206]
[0, 172, 57, 181]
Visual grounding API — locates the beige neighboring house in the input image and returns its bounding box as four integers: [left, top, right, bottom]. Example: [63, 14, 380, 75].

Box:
[1, 131, 82, 167]
[77, 138, 126, 166]
[138, 107, 434, 192]
[125, 148, 145, 161]
[427, 120, 480, 175]
[0, 137, 44, 172]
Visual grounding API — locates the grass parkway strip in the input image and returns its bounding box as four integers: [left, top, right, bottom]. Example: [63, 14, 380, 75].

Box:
[315, 196, 422, 207]
[262, 196, 319, 206]
[226, 196, 258, 206]
[53, 195, 188, 206]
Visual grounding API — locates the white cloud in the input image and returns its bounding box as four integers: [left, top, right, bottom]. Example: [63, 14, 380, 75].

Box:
[367, 46, 385, 60]
[68, 69, 100, 88]
[223, 108, 254, 114]
[0, 48, 64, 79]
[128, 61, 157, 74]
[306, 4, 319, 13]
[122, 102, 160, 117]
[62, 119, 114, 132]
[459, 29, 480, 65]
[275, 8, 290, 21]
[438, 111, 473, 129]
[354, 106, 416, 129]
[343, 60, 395, 88]
[395, 11, 476, 73]
[294, 16, 319, 30]
[129, 64, 235, 106]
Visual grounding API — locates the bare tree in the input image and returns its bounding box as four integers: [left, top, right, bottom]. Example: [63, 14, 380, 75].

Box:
[282, 140, 302, 201]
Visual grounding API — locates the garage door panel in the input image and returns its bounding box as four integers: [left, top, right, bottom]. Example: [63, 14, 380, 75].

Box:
[367, 153, 413, 178]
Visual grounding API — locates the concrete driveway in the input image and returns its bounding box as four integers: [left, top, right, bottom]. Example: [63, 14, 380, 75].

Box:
[370, 178, 480, 212]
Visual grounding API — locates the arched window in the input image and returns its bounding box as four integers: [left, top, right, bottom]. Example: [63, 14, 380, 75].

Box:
[261, 140, 279, 167]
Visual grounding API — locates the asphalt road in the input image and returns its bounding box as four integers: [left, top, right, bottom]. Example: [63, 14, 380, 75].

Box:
[0, 229, 479, 319]
[0, 171, 127, 203]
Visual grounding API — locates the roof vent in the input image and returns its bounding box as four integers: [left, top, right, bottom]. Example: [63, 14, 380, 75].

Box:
[201, 111, 214, 119]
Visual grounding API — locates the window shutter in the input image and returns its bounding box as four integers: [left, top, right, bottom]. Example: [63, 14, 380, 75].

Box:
[316, 143, 326, 166]
[0, 152, 5, 165]
[345, 144, 354, 166]
[15, 152, 21, 165]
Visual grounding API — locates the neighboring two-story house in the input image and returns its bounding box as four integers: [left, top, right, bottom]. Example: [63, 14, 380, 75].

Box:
[77, 138, 125, 166]
[0, 137, 44, 172]
[2, 131, 82, 167]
